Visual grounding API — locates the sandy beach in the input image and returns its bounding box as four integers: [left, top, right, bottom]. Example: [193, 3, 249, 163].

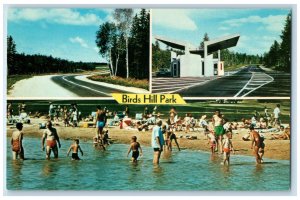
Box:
[6, 118, 290, 161]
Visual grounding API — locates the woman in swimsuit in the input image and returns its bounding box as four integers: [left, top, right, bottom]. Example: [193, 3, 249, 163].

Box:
[11, 123, 24, 160]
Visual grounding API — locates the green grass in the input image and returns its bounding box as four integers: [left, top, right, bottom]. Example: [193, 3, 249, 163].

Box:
[7, 99, 291, 124]
[88, 75, 149, 90]
[225, 64, 260, 71]
[7, 75, 33, 91]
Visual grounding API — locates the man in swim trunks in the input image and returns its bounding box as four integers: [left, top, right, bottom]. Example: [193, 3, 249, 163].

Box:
[67, 139, 83, 160]
[11, 122, 24, 160]
[152, 120, 165, 164]
[250, 125, 262, 164]
[42, 121, 61, 159]
[127, 136, 143, 162]
[95, 106, 106, 143]
[212, 109, 225, 153]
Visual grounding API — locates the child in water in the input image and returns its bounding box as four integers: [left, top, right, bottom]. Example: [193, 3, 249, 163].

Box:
[67, 139, 84, 160]
[207, 131, 217, 154]
[127, 136, 143, 163]
[222, 132, 235, 165]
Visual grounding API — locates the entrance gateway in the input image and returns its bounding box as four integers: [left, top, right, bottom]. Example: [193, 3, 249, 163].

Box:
[155, 34, 240, 78]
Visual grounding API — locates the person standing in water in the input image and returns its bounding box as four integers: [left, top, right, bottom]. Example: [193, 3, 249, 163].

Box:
[67, 139, 83, 160]
[95, 106, 106, 143]
[11, 122, 24, 160]
[42, 120, 61, 159]
[222, 132, 235, 165]
[152, 120, 165, 164]
[212, 109, 225, 153]
[250, 125, 263, 164]
[127, 136, 143, 163]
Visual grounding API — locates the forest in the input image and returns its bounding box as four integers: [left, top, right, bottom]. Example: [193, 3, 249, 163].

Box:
[7, 36, 98, 75]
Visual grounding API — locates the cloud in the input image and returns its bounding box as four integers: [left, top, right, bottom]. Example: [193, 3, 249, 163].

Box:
[8, 8, 102, 26]
[69, 37, 88, 48]
[153, 9, 197, 31]
[223, 15, 287, 32]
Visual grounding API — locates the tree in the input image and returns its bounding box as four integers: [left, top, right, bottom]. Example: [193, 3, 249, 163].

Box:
[200, 33, 210, 48]
[7, 35, 17, 75]
[95, 22, 118, 76]
[279, 11, 291, 72]
[113, 9, 133, 79]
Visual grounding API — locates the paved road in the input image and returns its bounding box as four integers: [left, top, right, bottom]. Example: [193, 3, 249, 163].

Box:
[51, 75, 130, 97]
[170, 65, 290, 97]
[152, 77, 213, 93]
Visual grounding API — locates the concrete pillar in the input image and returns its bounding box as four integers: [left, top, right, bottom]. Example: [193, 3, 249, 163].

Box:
[204, 43, 207, 76]
[218, 49, 221, 61]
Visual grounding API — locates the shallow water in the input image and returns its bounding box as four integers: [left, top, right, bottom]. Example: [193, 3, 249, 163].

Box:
[6, 137, 290, 191]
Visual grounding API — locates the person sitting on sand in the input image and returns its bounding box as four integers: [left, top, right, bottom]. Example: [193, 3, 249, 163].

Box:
[222, 132, 235, 165]
[127, 136, 143, 163]
[250, 125, 263, 164]
[67, 139, 83, 160]
[164, 131, 180, 151]
[42, 120, 61, 159]
[11, 122, 24, 160]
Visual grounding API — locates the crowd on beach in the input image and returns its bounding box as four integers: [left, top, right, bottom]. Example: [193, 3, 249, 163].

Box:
[9, 102, 290, 166]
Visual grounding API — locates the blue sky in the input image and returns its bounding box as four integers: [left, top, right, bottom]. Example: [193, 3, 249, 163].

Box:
[152, 8, 291, 55]
[7, 8, 118, 62]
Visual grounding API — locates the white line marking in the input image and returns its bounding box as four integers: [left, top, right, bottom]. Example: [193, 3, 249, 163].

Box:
[234, 72, 274, 97]
[62, 76, 110, 96]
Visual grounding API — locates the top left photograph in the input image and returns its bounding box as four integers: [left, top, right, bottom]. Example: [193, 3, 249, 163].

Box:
[6, 7, 150, 98]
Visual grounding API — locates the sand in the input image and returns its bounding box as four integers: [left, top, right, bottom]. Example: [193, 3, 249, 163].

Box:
[6, 118, 290, 161]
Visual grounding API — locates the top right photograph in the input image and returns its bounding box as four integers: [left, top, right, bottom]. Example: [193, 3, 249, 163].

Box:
[151, 8, 291, 97]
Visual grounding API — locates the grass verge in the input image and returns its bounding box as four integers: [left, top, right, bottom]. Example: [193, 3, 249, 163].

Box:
[88, 75, 149, 90]
[7, 74, 33, 91]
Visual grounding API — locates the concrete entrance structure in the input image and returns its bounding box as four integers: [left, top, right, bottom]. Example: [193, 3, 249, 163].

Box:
[155, 34, 240, 77]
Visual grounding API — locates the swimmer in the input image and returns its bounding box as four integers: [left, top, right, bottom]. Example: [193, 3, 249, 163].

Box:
[207, 131, 217, 154]
[11, 122, 24, 160]
[67, 139, 83, 160]
[127, 136, 143, 162]
[165, 131, 180, 151]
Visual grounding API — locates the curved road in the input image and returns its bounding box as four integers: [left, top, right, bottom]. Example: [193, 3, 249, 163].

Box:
[51, 75, 131, 97]
[177, 65, 290, 97]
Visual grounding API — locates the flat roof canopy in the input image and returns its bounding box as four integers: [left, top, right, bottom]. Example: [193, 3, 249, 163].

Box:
[155, 34, 240, 55]
[205, 34, 240, 55]
[154, 35, 195, 50]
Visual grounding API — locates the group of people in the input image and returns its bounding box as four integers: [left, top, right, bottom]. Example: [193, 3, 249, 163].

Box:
[11, 120, 83, 161]
[10, 104, 283, 166]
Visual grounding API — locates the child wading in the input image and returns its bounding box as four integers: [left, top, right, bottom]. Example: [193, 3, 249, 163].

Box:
[127, 136, 143, 163]
[67, 139, 84, 160]
[222, 132, 235, 165]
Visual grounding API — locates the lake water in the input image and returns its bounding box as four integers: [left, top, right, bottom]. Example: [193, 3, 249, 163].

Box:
[6, 137, 290, 191]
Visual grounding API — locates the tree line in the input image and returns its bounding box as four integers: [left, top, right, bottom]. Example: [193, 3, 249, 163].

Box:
[7, 36, 97, 76]
[95, 9, 149, 80]
[263, 11, 291, 72]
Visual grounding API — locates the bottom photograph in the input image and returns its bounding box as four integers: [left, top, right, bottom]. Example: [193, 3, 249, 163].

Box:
[6, 99, 290, 191]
